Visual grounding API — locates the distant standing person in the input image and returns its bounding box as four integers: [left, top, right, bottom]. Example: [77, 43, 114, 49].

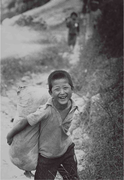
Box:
[66, 12, 80, 51]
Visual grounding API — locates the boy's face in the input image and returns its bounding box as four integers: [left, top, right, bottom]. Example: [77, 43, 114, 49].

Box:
[50, 78, 72, 106]
[71, 14, 77, 20]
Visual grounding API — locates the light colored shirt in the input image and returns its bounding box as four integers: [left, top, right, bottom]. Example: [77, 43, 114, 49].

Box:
[27, 98, 78, 158]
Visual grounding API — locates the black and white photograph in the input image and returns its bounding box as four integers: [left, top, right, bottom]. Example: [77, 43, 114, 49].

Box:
[1, 0, 123, 179]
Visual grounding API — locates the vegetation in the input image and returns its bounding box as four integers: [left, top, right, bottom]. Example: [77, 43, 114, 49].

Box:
[1, 0, 50, 22]
[1, 40, 69, 93]
[71, 0, 123, 179]
[1, 0, 123, 179]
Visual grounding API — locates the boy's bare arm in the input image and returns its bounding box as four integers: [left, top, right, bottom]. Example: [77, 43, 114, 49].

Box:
[7, 118, 29, 145]
[6, 104, 49, 145]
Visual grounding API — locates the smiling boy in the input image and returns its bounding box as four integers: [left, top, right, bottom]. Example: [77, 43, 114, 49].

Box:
[7, 70, 80, 180]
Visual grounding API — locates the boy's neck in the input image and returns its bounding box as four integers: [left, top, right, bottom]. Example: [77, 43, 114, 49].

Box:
[52, 99, 71, 111]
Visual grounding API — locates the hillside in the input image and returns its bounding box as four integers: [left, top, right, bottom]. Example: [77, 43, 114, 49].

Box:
[1, 0, 50, 22]
[1, 0, 123, 180]
[1, 0, 82, 59]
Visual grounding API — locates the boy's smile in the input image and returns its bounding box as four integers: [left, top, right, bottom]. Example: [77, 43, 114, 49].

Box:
[51, 78, 72, 109]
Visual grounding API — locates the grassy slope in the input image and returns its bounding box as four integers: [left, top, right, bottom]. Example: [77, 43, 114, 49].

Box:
[71, 0, 123, 179]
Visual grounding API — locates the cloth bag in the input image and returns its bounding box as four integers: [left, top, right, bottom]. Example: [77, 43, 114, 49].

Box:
[9, 86, 49, 171]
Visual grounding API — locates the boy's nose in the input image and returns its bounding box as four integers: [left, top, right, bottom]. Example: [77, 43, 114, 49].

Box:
[60, 88, 65, 94]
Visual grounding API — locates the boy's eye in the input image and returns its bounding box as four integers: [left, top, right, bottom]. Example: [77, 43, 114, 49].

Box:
[63, 87, 69, 90]
[53, 88, 60, 92]
[52, 85, 71, 92]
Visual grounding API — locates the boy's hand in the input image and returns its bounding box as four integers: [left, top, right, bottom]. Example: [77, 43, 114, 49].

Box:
[6, 133, 13, 145]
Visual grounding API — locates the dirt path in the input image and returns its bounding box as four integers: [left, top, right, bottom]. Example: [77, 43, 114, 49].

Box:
[1, 36, 86, 179]
[1, 68, 88, 180]
[1, 0, 89, 179]
[1, 0, 82, 60]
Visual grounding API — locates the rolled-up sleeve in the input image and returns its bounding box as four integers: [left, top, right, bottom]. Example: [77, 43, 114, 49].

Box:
[27, 105, 49, 126]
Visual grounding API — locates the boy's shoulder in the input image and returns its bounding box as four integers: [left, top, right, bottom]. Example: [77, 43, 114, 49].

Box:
[35, 98, 52, 113]
[70, 99, 79, 112]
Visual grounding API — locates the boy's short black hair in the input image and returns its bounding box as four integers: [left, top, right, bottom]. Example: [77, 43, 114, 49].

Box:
[71, 12, 78, 17]
[48, 70, 74, 93]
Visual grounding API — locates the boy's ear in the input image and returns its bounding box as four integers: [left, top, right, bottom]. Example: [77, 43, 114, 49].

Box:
[49, 90, 52, 95]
